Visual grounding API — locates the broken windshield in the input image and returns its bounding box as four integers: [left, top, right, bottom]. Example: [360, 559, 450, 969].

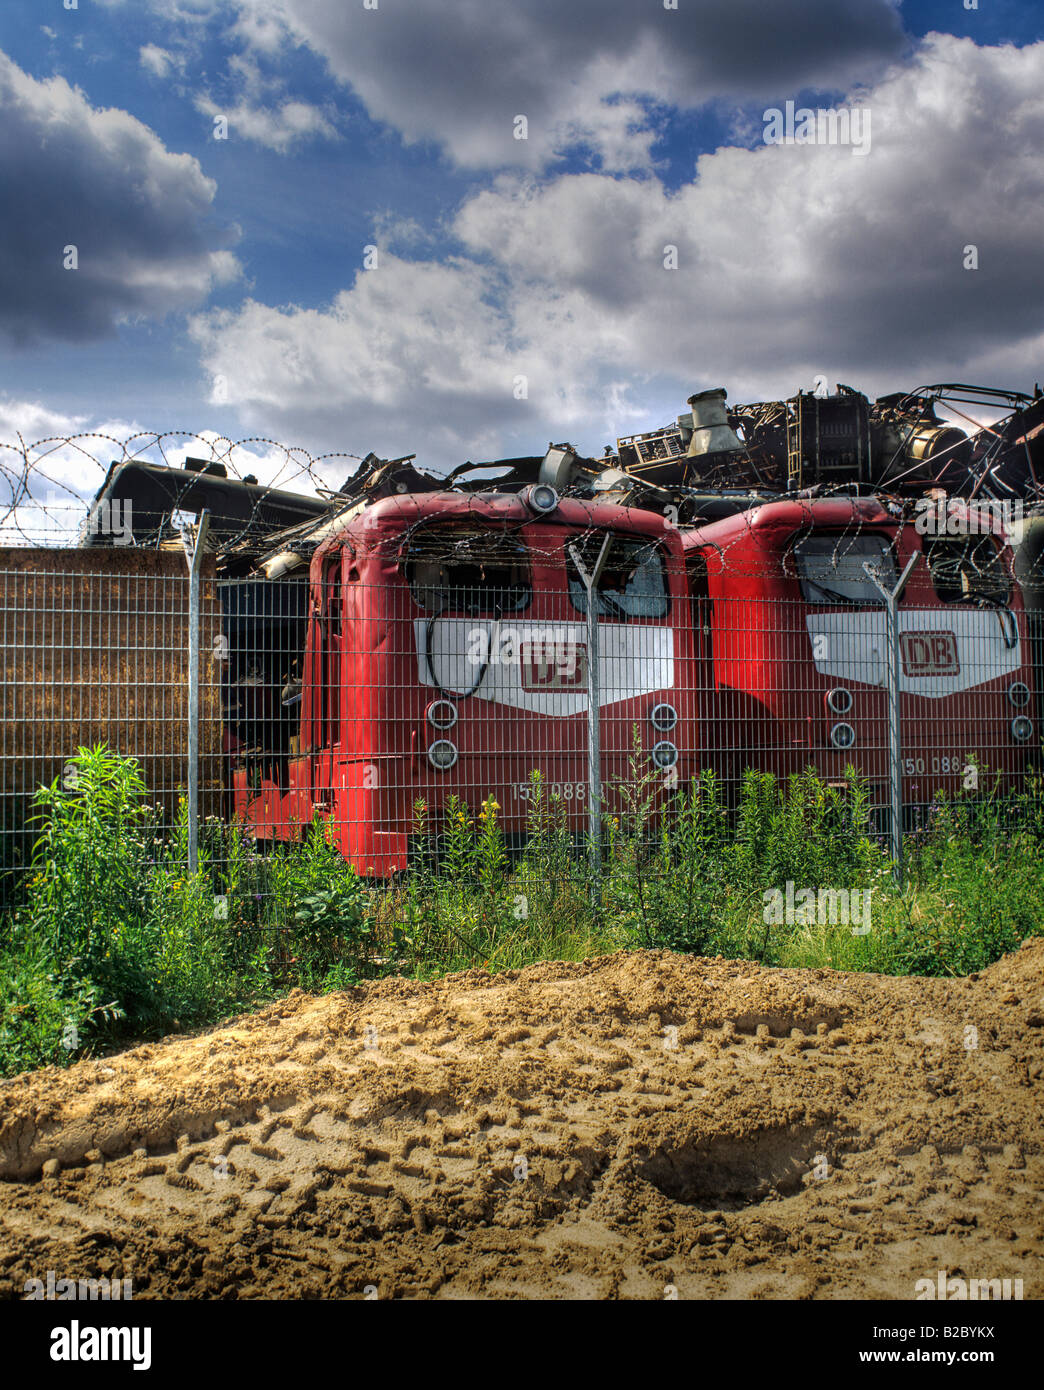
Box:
[566, 534, 669, 620]
[924, 535, 1010, 606]
[405, 527, 531, 615]
[793, 534, 897, 604]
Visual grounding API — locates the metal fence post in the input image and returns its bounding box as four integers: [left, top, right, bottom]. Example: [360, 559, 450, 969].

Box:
[567, 534, 612, 886]
[864, 553, 918, 884]
[185, 511, 210, 876]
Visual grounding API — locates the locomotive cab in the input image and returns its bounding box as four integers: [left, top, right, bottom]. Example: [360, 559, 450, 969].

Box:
[681, 497, 1035, 813]
[239, 492, 698, 876]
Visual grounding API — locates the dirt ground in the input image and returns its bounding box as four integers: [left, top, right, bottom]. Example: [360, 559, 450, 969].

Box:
[1, 943, 1042, 1300]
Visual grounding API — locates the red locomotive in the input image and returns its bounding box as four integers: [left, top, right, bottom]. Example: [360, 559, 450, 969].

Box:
[681, 496, 1035, 812]
[228, 489, 1036, 872]
[231, 488, 698, 875]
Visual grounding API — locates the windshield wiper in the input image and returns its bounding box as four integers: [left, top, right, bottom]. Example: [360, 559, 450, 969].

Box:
[596, 587, 632, 619]
[806, 579, 859, 605]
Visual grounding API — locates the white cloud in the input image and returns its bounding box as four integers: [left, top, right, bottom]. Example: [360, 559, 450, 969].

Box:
[248, 0, 905, 171]
[139, 44, 178, 78]
[189, 256, 531, 465]
[194, 92, 336, 151]
[188, 36, 1044, 468]
[101, 0, 907, 172]
[190, 47, 338, 151]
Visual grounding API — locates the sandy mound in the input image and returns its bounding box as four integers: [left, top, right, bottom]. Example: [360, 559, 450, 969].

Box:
[1, 943, 1042, 1300]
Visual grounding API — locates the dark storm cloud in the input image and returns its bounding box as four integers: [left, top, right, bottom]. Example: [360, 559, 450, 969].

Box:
[0, 51, 238, 346]
[233, 0, 907, 168]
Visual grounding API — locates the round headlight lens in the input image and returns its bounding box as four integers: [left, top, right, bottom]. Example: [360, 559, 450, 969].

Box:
[826, 687, 853, 716]
[650, 702, 678, 732]
[427, 739, 459, 770]
[1007, 682, 1031, 709]
[1011, 716, 1033, 743]
[651, 740, 679, 770]
[427, 699, 458, 730]
[829, 722, 856, 750]
[523, 483, 560, 515]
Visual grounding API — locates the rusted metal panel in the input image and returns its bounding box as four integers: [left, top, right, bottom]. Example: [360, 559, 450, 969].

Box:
[0, 548, 222, 872]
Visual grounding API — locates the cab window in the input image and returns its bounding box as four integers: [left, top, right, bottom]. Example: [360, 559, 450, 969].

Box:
[924, 535, 1009, 605]
[793, 534, 897, 604]
[405, 528, 530, 615]
[567, 534, 669, 620]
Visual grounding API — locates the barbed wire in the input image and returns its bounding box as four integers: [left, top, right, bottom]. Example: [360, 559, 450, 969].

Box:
[0, 429, 1041, 594]
[0, 429, 371, 548]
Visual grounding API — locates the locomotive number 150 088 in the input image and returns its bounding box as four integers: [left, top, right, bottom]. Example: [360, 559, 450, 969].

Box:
[510, 780, 588, 802]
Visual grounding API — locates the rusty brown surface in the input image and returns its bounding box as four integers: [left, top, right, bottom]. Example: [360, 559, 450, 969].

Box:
[0, 548, 222, 866]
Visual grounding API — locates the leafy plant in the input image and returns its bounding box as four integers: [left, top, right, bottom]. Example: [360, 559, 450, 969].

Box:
[3, 743, 1043, 1080]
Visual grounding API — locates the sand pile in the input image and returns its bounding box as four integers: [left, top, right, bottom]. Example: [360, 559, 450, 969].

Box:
[1, 942, 1041, 1299]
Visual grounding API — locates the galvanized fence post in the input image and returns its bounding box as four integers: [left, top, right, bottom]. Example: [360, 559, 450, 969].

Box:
[567, 534, 612, 887]
[185, 511, 210, 876]
[864, 553, 918, 884]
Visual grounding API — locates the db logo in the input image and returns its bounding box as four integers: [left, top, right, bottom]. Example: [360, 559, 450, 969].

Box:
[520, 641, 588, 692]
[901, 631, 959, 677]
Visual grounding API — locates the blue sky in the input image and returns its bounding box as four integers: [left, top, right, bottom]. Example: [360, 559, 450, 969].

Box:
[0, 0, 1042, 502]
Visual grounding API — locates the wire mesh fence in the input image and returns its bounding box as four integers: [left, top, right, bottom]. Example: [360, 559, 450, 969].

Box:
[1, 426, 1043, 988]
[3, 419, 1044, 1085]
[1, 492, 1041, 930]
[0, 550, 220, 878]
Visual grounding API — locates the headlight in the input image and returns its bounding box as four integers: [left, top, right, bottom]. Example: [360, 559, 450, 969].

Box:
[1007, 682, 1031, 709]
[521, 483, 559, 515]
[426, 699, 458, 730]
[649, 702, 678, 732]
[829, 722, 856, 750]
[651, 740, 679, 769]
[427, 740, 459, 770]
[826, 687, 853, 716]
[1011, 716, 1033, 743]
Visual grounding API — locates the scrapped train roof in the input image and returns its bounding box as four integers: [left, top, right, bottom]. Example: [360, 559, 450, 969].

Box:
[76, 378, 1044, 577]
[82, 458, 332, 551]
[680, 495, 900, 548]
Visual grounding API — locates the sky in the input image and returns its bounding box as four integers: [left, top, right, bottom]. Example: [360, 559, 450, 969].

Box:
[0, 0, 1042, 506]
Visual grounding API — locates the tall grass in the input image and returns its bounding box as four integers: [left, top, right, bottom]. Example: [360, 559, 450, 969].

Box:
[0, 747, 367, 1075]
[2, 741, 1042, 1077]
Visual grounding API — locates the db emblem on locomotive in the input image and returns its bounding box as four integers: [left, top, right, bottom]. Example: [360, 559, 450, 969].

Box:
[520, 640, 588, 692]
[901, 630, 960, 676]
